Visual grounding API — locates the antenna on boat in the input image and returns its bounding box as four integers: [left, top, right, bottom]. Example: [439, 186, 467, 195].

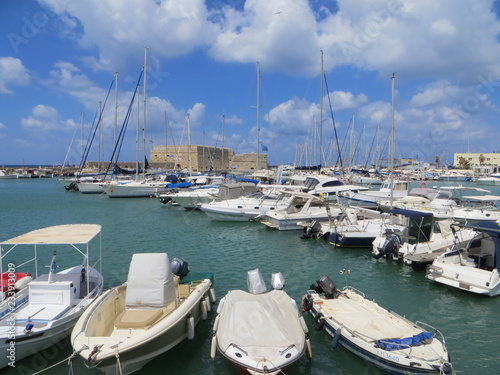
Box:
[47, 251, 58, 283]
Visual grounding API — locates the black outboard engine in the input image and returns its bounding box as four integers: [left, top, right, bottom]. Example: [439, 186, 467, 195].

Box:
[171, 257, 190, 280]
[300, 220, 322, 239]
[374, 233, 401, 260]
[310, 276, 338, 299]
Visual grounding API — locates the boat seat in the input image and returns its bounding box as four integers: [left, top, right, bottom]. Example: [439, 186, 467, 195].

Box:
[114, 308, 163, 329]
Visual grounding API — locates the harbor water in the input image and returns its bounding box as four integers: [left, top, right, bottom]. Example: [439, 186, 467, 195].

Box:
[1, 178, 499, 375]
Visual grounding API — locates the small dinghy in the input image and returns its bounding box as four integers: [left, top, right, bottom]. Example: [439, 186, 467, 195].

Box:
[211, 269, 312, 375]
[302, 273, 454, 375]
[71, 253, 215, 375]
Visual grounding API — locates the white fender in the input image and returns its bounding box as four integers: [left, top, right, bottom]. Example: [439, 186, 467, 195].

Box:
[209, 287, 216, 304]
[210, 335, 217, 359]
[15, 276, 32, 291]
[204, 295, 211, 312]
[187, 315, 195, 340]
[331, 327, 342, 349]
[213, 315, 220, 332]
[201, 299, 208, 321]
[306, 337, 313, 359]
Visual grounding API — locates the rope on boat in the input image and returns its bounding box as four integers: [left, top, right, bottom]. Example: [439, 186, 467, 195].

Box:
[31, 347, 86, 375]
[115, 348, 123, 375]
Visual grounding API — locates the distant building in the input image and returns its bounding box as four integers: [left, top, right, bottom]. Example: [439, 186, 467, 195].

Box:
[454, 152, 500, 174]
[149, 145, 268, 171]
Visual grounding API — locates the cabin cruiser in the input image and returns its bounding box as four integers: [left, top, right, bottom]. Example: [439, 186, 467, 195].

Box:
[426, 221, 500, 296]
[338, 180, 410, 209]
[372, 209, 477, 269]
[260, 191, 341, 231]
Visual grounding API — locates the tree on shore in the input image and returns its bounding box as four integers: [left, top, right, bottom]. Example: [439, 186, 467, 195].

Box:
[457, 156, 471, 169]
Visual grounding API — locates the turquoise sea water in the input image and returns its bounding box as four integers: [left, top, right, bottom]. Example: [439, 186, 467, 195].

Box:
[1, 178, 499, 375]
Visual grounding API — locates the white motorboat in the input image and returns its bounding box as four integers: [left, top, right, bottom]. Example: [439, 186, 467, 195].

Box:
[338, 180, 410, 209]
[449, 195, 500, 223]
[158, 185, 219, 208]
[475, 173, 500, 186]
[71, 253, 214, 375]
[302, 274, 454, 375]
[426, 221, 500, 296]
[436, 171, 473, 182]
[329, 207, 405, 247]
[105, 177, 168, 198]
[372, 209, 477, 269]
[300, 175, 369, 201]
[0, 170, 18, 179]
[157, 181, 257, 210]
[211, 269, 311, 374]
[0, 224, 104, 369]
[260, 191, 341, 231]
[199, 188, 293, 221]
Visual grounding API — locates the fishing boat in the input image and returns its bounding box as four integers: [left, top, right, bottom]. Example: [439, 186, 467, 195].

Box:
[302, 274, 454, 375]
[426, 221, 500, 296]
[0, 224, 104, 369]
[71, 253, 215, 375]
[211, 269, 311, 374]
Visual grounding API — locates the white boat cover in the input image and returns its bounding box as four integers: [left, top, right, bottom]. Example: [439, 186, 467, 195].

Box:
[217, 289, 305, 353]
[1, 224, 101, 245]
[125, 253, 175, 308]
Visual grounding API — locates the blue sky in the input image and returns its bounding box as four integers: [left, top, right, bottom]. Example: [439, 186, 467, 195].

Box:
[2, 0, 500, 167]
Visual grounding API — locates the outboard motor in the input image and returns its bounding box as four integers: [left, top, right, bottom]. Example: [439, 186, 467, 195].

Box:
[310, 276, 338, 299]
[300, 220, 322, 239]
[374, 233, 401, 260]
[171, 257, 190, 280]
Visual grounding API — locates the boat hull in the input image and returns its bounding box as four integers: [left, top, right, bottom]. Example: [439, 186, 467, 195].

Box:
[329, 232, 375, 247]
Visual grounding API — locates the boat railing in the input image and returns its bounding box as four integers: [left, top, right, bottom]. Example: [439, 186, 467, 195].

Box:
[415, 321, 447, 347]
[343, 286, 365, 298]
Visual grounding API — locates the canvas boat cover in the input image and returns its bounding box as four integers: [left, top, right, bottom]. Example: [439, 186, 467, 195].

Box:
[125, 253, 175, 308]
[1, 224, 101, 245]
[217, 289, 305, 353]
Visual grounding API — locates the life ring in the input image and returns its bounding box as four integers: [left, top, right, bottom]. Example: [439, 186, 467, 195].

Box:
[420, 181, 427, 188]
[314, 313, 325, 331]
[301, 295, 313, 312]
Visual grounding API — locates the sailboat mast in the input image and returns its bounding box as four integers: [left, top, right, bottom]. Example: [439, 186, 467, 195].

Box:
[222, 114, 225, 171]
[389, 73, 396, 208]
[187, 113, 192, 175]
[319, 50, 324, 167]
[114, 72, 119, 146]
[143, 47, 148, 178]
[256, 61, 261, 171]
[80, 111, 85, 161]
